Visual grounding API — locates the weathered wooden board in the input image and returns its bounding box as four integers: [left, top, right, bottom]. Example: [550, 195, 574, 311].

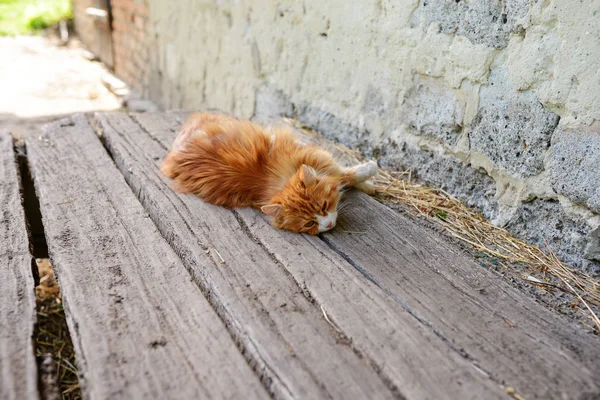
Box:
[243, 130, 600, 399]
[264, 115, 600, 398]
[96, 112, 397, 400]
[153, 111, 600, 398]
[321, 192, 600, 399]
[99, 111, 509, 400]
[0, 132, 39, 400]
[25, 116, 268, 400]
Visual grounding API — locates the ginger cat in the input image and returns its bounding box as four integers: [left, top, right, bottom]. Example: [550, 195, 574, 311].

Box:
[161, 112, 378, 235]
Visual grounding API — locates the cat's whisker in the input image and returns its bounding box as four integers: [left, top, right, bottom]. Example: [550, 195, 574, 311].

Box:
[337, 201, 351, 213]
[326, 166, 337, 175]
[339, 205, 353, 214]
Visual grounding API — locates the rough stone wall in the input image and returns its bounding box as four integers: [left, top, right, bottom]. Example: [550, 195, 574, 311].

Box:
[136, 0, 599, 274]
[109, 0, 149, 93]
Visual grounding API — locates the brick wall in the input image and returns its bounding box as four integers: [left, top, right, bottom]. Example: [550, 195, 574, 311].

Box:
[109, 0, 149, 93]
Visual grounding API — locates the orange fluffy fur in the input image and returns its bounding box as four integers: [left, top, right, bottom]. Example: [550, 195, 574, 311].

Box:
[161, 112, 378, 235]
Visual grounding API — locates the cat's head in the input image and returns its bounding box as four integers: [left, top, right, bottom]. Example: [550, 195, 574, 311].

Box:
[262, 165, 341, 235]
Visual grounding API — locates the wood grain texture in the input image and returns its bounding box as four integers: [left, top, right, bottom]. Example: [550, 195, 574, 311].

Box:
[160, 111, 600, 398]
[25, 115, 267, 400]
[298, 122, 600, 398]
[256, 121, 600, 399]
[274, 114, 600, 399]
[235, 210, 509, 400]
[0, 132, 39, 400]
[96, 111, 397, 400]
[100, 111, 509, 400]
[320, 193, 600, 399]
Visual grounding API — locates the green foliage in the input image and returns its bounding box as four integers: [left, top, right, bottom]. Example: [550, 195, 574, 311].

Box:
[0, 0, 72, 36]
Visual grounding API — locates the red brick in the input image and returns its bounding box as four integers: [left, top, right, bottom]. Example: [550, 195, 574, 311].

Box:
[135, 3, 148, 18]
[117, 0, 134, 13]
[133, 15, 145, 30]
[111, 21, 127, 32]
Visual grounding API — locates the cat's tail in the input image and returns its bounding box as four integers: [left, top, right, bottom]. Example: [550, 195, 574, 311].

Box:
[160, 132, 195, 193]
[160, 113, 217, 184]
[160, 151, 185, 188]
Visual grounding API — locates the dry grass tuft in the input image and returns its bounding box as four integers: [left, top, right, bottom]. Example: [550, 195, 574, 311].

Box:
[35, 258, 82, 400]
[287, 118, 600, 333]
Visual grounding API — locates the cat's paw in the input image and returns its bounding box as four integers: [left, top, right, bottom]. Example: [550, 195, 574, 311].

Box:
[355, 161, 379, 182]
[354, 181, 377, 195]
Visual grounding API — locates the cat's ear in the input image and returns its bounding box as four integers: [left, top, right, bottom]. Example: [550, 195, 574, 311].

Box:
[261, 204, 282, 218]
[300, 165, 318, 187]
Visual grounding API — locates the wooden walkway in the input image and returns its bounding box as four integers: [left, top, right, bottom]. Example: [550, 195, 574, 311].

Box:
[2, 111, 599, 400]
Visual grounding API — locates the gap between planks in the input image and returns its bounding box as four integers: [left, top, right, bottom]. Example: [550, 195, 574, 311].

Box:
[17, 139, 72, 400]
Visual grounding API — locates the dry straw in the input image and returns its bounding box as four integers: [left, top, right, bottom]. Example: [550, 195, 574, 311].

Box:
[36, 259, 81, 400]
[286, 118, 600, 333]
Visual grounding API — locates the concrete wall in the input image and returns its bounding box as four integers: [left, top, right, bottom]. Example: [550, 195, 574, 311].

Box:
[119, 0, 599, 273]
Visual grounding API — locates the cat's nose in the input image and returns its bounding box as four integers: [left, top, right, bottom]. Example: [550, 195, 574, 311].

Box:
[326, 221, 334, 229]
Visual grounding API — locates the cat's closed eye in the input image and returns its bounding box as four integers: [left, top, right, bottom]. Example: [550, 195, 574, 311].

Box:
[322, 201, 328, 212]
[304, 221, 316, 228]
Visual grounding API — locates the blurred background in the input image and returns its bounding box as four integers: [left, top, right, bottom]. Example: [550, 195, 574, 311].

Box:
[0, 0, 121, 140]
[0, 0, 70, 35]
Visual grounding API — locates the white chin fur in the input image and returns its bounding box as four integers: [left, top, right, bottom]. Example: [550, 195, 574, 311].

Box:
[317, 211, 338, 232]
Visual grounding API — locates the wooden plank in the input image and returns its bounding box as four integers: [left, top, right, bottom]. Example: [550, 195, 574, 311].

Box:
[235, 160, 600, 398]
[96, 111, 397, 400]
[317, 193, 600, 399]
[25, 115, 267, 400]
[254, 116, 600, 398]
[124, 111, 600, 398]
[0, 132, 39, 400]
[101, 111, 509, 400]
